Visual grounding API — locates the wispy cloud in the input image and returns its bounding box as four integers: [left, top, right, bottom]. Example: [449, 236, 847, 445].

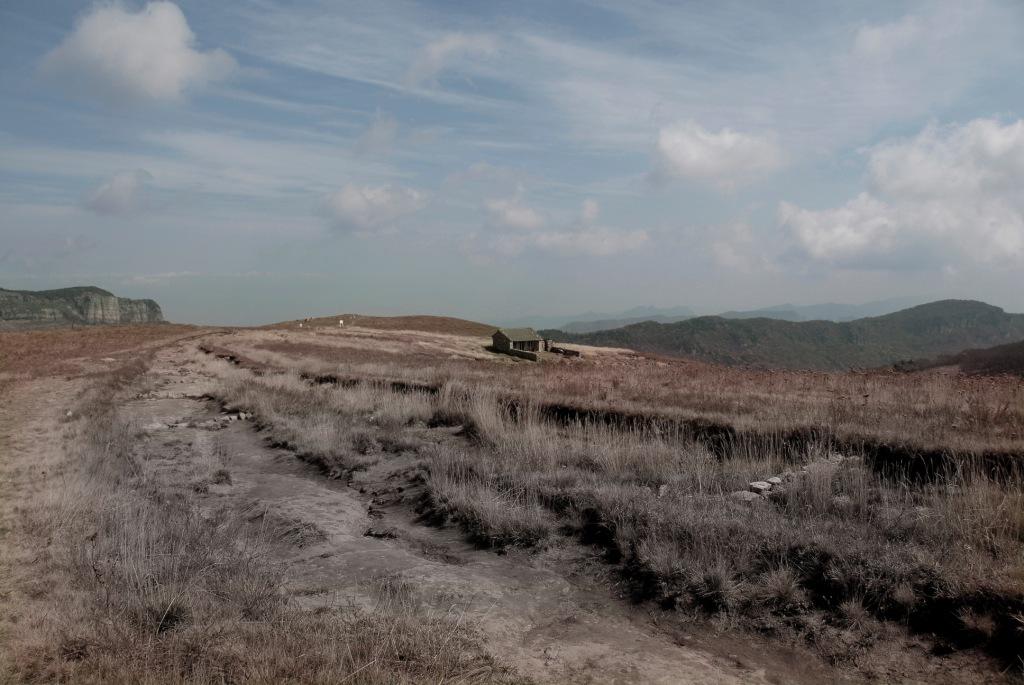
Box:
[406, 33, 498, 86]
[84, 169, 153, 215]
[323, 183, 427, 233]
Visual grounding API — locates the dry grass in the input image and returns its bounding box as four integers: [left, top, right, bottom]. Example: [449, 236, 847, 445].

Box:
[265, 313, 496, 336]
[230, 331, 1024, 456]
[0, 324, 199, 378]
[3, 355, 519, 684]
[209, 339, 1024, 672]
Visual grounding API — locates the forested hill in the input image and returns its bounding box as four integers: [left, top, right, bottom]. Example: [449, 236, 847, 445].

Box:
[542, 300, 1024, 370]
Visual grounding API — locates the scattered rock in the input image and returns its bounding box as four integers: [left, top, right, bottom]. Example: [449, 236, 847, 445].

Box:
[657, 484, 669, 498]
[767, 476, 783, 486]
[363, 526, 398, 540]
[748, 481, 771, 494]
[730, 490, 764, 503]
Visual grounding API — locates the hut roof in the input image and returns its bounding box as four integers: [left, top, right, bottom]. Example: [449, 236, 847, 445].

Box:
[494, 327, 543, 342]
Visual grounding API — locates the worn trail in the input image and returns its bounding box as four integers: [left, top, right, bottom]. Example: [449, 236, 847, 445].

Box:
[127, 339, 777, 684]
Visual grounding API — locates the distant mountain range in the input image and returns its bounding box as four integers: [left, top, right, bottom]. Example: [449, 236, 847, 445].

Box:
[542, 300, 1024, 371]
[509, 298, 923, 334]
[503, 305, 696, 333]
[716, 297, 924, 323]
[0, 286, 164, 329]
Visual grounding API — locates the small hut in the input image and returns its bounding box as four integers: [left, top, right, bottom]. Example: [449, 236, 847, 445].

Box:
[492, 328, 549, 359]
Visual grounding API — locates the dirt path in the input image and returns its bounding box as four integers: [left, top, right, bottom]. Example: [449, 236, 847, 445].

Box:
[119, 338, 789, 684]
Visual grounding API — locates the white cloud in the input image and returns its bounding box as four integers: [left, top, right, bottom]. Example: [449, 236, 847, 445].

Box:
[486, 193, 545, 231]
[41, 1, 235, 104]
[324, 184, 426, 233]
[852, 15, 923, 61]
[407, 33, 498, 86]
[781, 118, 1024, 269]
[84, 170, 152, 215]
[480, 198, 647, 257]
[356, 112, 399, 155]
[654, 121, 782, 188]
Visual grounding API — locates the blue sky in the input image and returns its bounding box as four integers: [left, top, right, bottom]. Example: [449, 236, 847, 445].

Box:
[2, 0, 1024, 325]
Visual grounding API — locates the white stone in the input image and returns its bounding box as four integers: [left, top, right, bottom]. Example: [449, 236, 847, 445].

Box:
[749, 481, 771, 494]
[767, 477, 783, 486]
[730, 490, 763, 502]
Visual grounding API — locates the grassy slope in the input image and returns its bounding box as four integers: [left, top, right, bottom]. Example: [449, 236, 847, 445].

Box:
[267, 314, 496, 337]
[545, 300, 1024, 370]
[909, 338, 1024, 376]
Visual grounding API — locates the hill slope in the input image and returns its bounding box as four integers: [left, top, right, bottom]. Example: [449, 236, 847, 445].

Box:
[902, 338, 1024, 377]
[0, 286, 164, 329]
[543, 300, 1024, 370]
[267, 313, 495, 337]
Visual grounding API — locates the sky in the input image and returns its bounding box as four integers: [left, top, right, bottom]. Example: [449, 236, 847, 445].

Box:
[2, 0, 1024, 325]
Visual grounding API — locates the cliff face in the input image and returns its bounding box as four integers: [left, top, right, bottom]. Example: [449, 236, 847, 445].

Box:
[0, 286, 164, 328]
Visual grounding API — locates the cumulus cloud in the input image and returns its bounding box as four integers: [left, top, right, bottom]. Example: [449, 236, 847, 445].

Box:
[41, 1, 235, 104]
[479, 197, 647, 257]
[323, 183, 426, 233]
[84, 169, 152, 215]
[406, 33, 497, 86]
[486, 193, 545, 231]
[654, 121, 782, 188]
[781, 118, 1024, 269]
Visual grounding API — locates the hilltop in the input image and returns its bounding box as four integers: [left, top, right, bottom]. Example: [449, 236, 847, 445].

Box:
[544, 300, 1024, 370]
[266, 313, 495, 337]
[517, 298, 919, 334]
[0, 286, 164, 329]
[900, 338, 1024, 377]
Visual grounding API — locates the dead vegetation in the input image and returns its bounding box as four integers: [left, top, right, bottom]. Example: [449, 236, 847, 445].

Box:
[0, 323, 199, 378]
[234, 331, 1024, 457]
[2, 354, 519, 684]
[207, 331, 1024, 678]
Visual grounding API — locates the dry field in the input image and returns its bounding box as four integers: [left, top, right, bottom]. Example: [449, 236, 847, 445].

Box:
[2, 321, 1023, 683]
[0, 323, 199, 379]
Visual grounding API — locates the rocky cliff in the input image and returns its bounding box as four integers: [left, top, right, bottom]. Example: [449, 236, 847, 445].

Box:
[0, 286, 164, 328]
